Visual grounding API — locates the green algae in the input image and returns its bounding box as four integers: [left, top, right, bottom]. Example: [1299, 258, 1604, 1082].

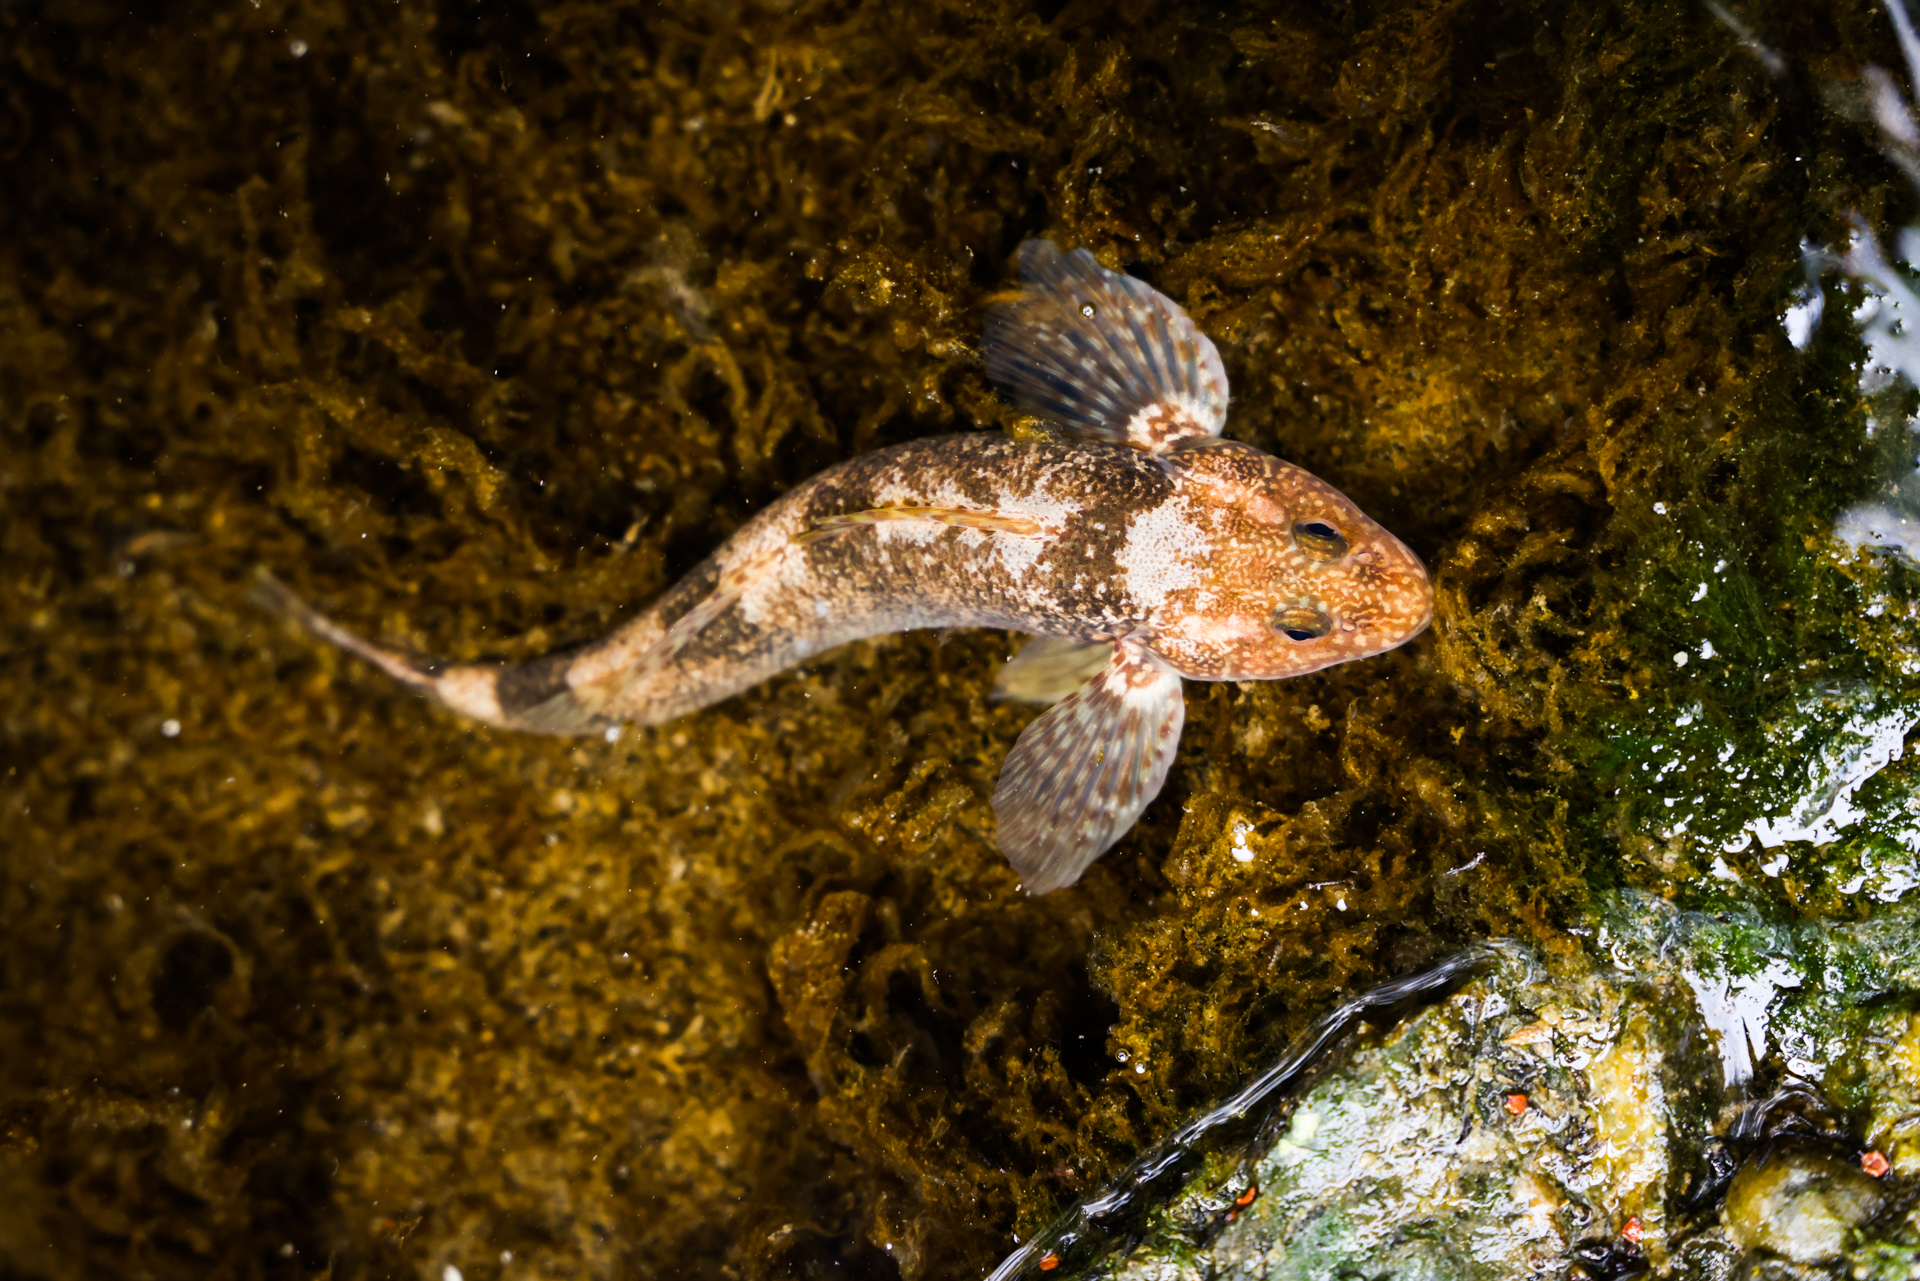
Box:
[4, 1, 1920, 1279]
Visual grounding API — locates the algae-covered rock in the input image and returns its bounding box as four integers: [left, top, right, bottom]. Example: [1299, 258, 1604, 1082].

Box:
[1022, 905, 1919, 1279]
[4, 0, 1920, 1278]
[1724, 1146, 1884, 1264]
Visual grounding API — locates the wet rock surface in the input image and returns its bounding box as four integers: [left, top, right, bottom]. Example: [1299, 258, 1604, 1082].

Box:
[1724, 1146, 1884, 1264]
[4, 1, 1920, 1279]
[1005, 903, 1920, 1279]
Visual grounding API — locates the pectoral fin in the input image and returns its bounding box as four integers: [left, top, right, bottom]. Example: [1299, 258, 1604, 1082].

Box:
[991, 642, 1185, 894]
[983, 239, 1228, 454]
[990, 636, 1114, 705]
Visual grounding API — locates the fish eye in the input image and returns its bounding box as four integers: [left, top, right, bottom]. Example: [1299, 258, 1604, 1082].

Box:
[1271, 605, 1331, 642]
[1291, 520, 1349, 562]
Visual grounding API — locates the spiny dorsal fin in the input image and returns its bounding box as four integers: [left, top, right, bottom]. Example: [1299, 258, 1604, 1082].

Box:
[991, 641, 1186, 894]
[983, 239, 1228, 454]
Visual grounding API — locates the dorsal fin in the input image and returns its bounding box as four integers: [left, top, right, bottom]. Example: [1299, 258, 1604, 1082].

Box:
[983, 240, 1228, 454]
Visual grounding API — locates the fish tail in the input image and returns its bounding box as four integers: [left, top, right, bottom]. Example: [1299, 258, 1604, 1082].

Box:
[250, 568, 614, 736]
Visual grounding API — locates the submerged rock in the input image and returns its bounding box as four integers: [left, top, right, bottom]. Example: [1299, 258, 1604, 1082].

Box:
[1014, 901, 1919, 1280]
[1723, 1146, 1884, 1265]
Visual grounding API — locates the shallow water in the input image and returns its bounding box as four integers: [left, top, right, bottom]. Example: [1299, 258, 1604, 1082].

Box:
[2, 1, 1917, 1278]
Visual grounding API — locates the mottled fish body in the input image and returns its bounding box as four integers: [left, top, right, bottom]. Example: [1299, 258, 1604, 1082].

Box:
[265, 241, 1433, 893]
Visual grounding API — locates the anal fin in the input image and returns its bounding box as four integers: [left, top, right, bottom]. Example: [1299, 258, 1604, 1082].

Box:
[991, 641, 1186, 895]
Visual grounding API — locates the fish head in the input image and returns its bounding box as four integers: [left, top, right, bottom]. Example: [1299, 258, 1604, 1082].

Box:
[1148, 444, 1433, 680]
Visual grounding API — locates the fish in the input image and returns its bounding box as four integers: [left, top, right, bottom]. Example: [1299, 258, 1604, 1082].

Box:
[259, 240, 1433, 894]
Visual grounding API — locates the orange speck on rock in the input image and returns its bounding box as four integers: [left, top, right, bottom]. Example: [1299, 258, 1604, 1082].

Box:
[1039, 1252, 1060, 1271]
[1503, 1092, 1529, 1115]
[1234, 1183, 1259, 1207]
[1622, 1216, 1644, 1244]
[1862, 1149, 1890, 1178]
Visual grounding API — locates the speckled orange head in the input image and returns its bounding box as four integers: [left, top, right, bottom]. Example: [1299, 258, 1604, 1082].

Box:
[1141, 442, 1433, 681]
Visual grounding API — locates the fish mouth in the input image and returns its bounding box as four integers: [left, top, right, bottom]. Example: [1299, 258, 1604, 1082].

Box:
[1378, 608, 1433, 655]
[1349, 610, 1430, 661]
[1381, 535, 1434, 646]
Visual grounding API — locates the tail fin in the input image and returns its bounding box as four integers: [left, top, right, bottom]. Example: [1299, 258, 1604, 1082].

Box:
[250, 569, 445, 690]
[250, 568, 610, 735]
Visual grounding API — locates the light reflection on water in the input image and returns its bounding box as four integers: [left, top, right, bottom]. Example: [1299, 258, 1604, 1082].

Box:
[1680, 953, 1804, 1087]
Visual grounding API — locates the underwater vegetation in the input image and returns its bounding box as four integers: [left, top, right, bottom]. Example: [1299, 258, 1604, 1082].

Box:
[3, 0, 1920, 1277]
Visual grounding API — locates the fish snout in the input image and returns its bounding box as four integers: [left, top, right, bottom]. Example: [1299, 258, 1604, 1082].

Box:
[1360, 530, 1434, 652]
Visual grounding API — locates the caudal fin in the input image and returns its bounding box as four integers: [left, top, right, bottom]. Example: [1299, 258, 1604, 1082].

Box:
[250, 568, 607, 735]
[251, 569, 443, 690]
